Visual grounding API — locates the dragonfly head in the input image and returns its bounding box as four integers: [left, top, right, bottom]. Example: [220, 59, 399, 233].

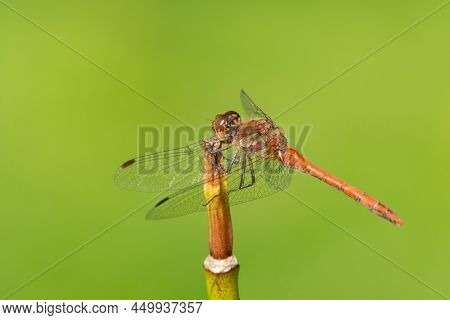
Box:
[212, 111, 242, 143]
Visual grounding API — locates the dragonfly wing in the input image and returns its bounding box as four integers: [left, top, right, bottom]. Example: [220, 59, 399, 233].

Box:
[146, 153, 292, 220]
[146, 183, 206, 220]
[227, 154, 292, 206]
[114, 142, 206, 192]
[240, 89, 273, 121]
[145, 151, 247, 220]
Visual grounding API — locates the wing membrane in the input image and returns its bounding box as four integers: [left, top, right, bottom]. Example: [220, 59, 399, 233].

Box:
[114, 142, 206, 192]
[146, 153, 292, 220]
[240, 89, 273, 122]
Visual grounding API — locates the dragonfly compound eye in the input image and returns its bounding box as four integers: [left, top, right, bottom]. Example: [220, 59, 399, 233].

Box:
[212, 111, 241, 142]
[226, 111, 241, 128]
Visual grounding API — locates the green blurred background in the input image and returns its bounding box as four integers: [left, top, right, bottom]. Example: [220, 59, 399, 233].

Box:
[1, 0, 449, 300]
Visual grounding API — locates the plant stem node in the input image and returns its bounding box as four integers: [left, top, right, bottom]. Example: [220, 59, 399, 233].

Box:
[204, 255, 239, 274]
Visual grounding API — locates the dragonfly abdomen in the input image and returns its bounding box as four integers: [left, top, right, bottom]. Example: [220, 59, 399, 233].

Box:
[280, 147, 403, 226]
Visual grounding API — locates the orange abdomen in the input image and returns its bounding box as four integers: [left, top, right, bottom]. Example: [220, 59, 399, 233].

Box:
[280, 147, 403, 226]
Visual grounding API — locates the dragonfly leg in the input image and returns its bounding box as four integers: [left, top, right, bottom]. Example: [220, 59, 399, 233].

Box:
[226, 151, 241, 173]
[203, 150, 239, 206]
[212, 150, 240, 173]
[238, 155, 255, 189]
[228, 155, 256, 195]
[239, 156, 247, 188]
[248, 155, 256, 185]
[239, 155, 255, 189]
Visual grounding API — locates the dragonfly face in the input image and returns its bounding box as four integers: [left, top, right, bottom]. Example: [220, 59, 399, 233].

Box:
[211, 111, 242, 143]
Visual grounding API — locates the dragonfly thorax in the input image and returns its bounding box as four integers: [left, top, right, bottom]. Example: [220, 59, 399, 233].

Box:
[234, 119, 288, 158]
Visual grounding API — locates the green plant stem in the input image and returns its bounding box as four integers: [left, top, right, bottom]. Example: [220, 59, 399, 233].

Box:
[204, 265, 240, 300]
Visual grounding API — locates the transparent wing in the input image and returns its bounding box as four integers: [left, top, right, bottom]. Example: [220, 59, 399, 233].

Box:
[146, 153, 292, 220]
[114, 142, 207, 192]
[240, 89, 273, 122]
[228, 154, 292, 205]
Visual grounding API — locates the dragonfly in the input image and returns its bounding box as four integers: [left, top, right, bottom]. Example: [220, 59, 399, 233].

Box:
[115, 90, 403, 226]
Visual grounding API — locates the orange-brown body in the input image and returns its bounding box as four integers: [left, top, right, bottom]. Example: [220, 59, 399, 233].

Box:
[210, 110, 403, 227]
[280, 147, 403, 226]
